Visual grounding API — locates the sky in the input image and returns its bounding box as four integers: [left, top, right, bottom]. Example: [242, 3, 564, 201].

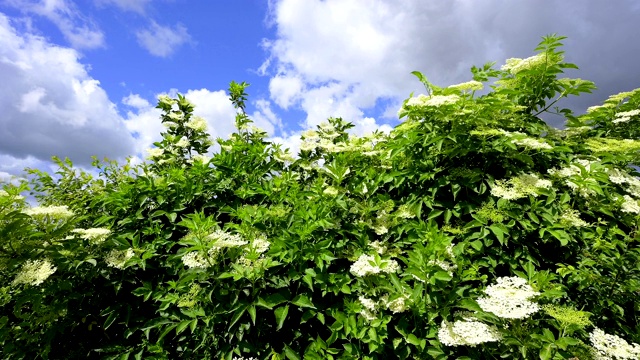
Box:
[1, 0, 640, 198]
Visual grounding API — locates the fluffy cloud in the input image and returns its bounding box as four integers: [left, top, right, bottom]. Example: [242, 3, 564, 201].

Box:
[263, 0, 640, 132]
[0, 13, 134, 169]
[2, 0, 104, 49]
[136, 21, 192, 57]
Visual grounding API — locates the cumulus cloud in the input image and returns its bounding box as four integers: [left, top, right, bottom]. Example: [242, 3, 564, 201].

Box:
[136, 21, 192, 57]
[0, 13, 134, 169]
[263, 0, 640, 132]
[2, 0, 105, 49]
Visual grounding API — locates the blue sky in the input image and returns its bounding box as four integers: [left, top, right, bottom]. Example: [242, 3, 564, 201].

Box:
[1, 0, 640, 193]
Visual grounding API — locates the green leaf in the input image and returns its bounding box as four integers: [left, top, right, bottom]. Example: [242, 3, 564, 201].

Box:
[284, 344, 301, 360]
[433, 271, 452, 282]
[247, 305, 256, 325]
[175, 320, 191, 336]
[489, 224, 506, 245]
[291, 295, 316, 309]
[275, 305, 290, 331]
[256, 292, 288, 309]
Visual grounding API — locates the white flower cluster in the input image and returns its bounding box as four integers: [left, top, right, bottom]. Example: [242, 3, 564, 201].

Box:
[22, 205, 74, 219]
[380, 294, 411, 314]
[589, 327, 640, 360]
[501, 53, 548, 74]
[477, 276, 540, 319]
[158, 94, 176, 106]
[402, 94, 461, 110]
[560, 209, 591, 227]
[175, 137, 190, 148]
[206, 230, 248, 248]
[350, 254, 399, 277]
[70, 228, 111, 244]
[105, 248, 135, 269]
[185, 116, 208, 132]
[620, 195, 640, 214]
[0, 190, 24, 200]
[12, 259, 57, 286]
[369, 241, 387, 254]
[181, 251, 210, 269]
[511, 137, 553, 150]
[437, 319, 502, 347]
[146, 147, 164, 158]
[167, 112, 183, 121]
[358, 296, 377, 321]
[394, 204, 415, 219]
[490, 173, 552, 200]
[429, 259, 457, 276]
[274, 150, 296, 163]
[587, 103, 616, 113]
[187, 154, 211, 165]
[607, 168, 640, 199]
[448, 80, 483, 92]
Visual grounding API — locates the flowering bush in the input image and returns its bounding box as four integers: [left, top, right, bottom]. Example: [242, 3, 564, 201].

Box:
[1, 35, 640, 359]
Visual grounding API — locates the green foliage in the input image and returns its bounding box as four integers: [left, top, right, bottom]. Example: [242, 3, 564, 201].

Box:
[1, 34, 640, 359]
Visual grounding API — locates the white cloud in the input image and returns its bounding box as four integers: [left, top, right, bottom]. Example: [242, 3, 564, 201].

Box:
[0, 13, 135, 168]
[3, 0, 105, 49]
[95, 0, 150, 14]
[264, 0, 640, 135]
[136, 21, 192, 57]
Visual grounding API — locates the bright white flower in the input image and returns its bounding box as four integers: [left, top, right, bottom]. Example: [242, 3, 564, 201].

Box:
[613, 116, 632, 124]
[0, 190, 8, 197]
[207, 230, 248, 248]
[158, 95, 176, 106]
[438, 320, 502, 347]
[146, 147, 164, 158]
[589, 328, 640, 360]
[12, 259, 57, 286]
[71, 228, 111, 244]
[587, 104, 616, 113]
[22, 205, 74, 219]
[350, 255, 399, 277]
[424, 94, 460, 107]
[560, 209, 590, 227]
[511, 137, 553, 150]
[358, 296, 376, 311]
[369, 241, 387, 254]
[491, 173, 552, 200]
[185, 116, 208, 132]
[301, 129, 319, 139]
[188, 154, 211, 165]
[429, 259, 457, 276]
[385, 296, 410, 314]
[502, 53, 548, 74]
[373, 224, 388, 235]
[616, 109, 640, 118]
[105, 248, 135, 269]
[448, 80, 483, 92]
[181, 251, 209, 269]
[621, 195, 640, 214]
[360, 308, 377, 321]
[477, 276, 540, 319]
[250, 235, 270, 254]
[167, 112, 183, 121]
[176, 137, 189, 147]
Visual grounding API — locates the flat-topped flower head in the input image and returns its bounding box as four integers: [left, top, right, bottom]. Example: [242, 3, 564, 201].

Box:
[448, 80, 483, 92]
[491, 173, 552, 200]
[350, 254, 399, 277]
[71, 228, 111, 244]
[438, 320, 502, 347]
[105, 248, 135, 269]
[22, 205, 74, 220]
[12, 259, 57, 286]
[185, 116, 208, 132]
[476, 276, 540, 319]
[589, 328, 640, 360]
[146, 147, 164, 158]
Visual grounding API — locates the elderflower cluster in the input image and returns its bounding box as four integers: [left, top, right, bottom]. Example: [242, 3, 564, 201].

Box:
[22, 205, 74, 219]
[12, 259, 57, 286]
[350, 254, 399, 277]
[490, 173, 552, 200]
[369, 241, 387, 254]
[70, 228, 111, 244]
[511, 137, 553, 150]
[587, 103, 616, 113]
[379, 294, 411, 314]
[476, 276, 540, 319]
[589, 328, 640, 360]
[181, 251, 210, 269]
[146, 147, 164, 158]
[206, 230, 248, 248]
[188, 154, 211, 165]
[437, 320, 502, 347]
[402, 94, 460, 110]
[185, 116, 208, 132]
[175, 137, 189, 148]
[323, 186, 340, 196]
[448, 80, 483, 92]
[560, 209, 591, 227]
[429, 259, 457, 276]
[620, 195, 640, 214]
[105, 248, 135, 269]
[394, 204, 415, 219]
[501, 53, 549, 74]
[167, 112, 183, 121]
